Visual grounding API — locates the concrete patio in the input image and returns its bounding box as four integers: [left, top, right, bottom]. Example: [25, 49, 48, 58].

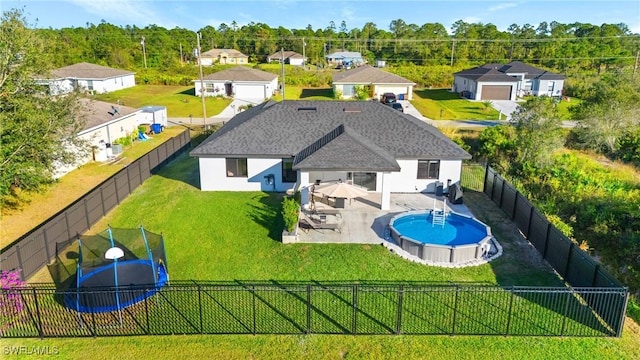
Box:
[296, 192, 473, 244]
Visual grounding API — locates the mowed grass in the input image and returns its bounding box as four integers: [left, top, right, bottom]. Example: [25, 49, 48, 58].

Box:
[411, 89, 501, 120]
[15, 152, 640, 358]
[93, 85, 232, 118]
[280, 86, 334, 101]
[0, 127, 187, 248]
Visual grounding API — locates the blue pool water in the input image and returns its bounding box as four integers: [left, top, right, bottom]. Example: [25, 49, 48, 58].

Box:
[391, 212, 488, 246]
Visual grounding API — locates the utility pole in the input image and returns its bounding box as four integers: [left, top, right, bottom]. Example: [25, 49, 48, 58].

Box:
[450, 40, 455, 67]
[280, 48, 285, 101]
[302, 37, 306, 69]
[179, 43, 183, 65]
[141, 36, 147, 68]
[197, 32, 207, 127]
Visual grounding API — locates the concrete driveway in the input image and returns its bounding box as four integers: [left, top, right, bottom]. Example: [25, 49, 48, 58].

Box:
[167, 97, 264, 127]
[489, 100, 521, 121]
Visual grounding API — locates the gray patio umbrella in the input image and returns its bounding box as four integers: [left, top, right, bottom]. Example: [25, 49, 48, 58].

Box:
[314, 182, 369, 199]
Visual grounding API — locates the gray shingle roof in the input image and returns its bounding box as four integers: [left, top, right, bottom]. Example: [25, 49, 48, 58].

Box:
[333, 65, 415, 84]
[201, 66, 277, 82]
[268, 51, 303, 60]
[454, 67, 519, 82]
[498, 61, 564, 80]
[190, 101, 471, 171]
[49, 62, 134, 80]
[293, 125, 400, 171]
[80, 99, 139, 132]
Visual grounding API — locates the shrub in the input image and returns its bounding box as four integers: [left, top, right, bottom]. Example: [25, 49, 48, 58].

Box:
[281, 196, 299, 233]
[1, 269, 26, 317]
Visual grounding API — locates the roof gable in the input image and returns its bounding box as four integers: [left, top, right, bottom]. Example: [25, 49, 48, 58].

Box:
[294, 125, 400, 171]
[333, 65, 415, 84]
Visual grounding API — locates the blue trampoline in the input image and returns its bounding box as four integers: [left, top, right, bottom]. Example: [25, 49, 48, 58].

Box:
[63, 226, 169, 313]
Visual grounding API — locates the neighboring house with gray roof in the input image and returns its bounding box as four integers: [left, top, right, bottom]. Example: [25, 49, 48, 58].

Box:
[453, 61, 564, 100]
[36, 62, 136, 95]
[333, 65, 416, 100]
[194, 66, 278, 101]
[55, 99, 142, 178]
[267, 51, 305, 66]
[190, 100, 471, 210]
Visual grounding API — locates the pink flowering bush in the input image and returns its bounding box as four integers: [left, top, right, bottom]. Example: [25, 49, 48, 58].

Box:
[1, 269, 26, 316]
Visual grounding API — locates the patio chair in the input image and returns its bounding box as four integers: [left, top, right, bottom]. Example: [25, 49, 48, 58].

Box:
[299, 212, 341, 233]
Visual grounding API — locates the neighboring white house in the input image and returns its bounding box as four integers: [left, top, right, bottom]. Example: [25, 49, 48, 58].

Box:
[193, 66, 278, 101]
[453, 61, 565, 100]
[36, 62, 136, 95]
[55, 99, 142, 178]
[332, 65, 415, 100]
[189, 101, 471, 210]
[267, 51, 305, 66]
[198, 49, 249, 66]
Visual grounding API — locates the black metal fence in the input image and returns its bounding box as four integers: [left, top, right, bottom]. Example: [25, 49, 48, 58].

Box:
[0, 282, 628, 338]
[0, 130, 191, 280]
[482, 165, 628, 335]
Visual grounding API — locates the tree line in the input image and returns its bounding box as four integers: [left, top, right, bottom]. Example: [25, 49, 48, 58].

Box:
[38, 17, 639, 76]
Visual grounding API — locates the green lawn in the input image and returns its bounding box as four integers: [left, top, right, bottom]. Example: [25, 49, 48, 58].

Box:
[279, 85, 334, 101]
[93, 85, 232, 118]
[411, 89, 502, 120]
[9, 151, 640, 358]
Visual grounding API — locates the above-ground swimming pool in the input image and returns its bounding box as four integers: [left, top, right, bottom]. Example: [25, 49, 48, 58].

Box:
[389, 210, 493, 264]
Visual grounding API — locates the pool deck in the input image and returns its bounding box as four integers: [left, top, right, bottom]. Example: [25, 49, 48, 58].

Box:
[296, 192, 473, 244]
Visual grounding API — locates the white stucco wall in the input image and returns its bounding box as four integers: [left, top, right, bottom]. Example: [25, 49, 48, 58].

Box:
[76, 74, 136, 94]
[198, 157, 298, 192]
[452, 76, 477, 98]
[535, 79, 564, 97]
[195, 79, 277, 99]
[54, 112, 141, 178]
[385, 159, 462, 193]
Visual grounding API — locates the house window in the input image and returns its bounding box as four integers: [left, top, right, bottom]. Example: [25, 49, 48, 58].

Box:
[548, 81, 555, 92]
[226, 158, 247, 177]
[86, 80, 94, 91]
[205, 83, 215, 93]
[281, 158, 297, 183]
[417, 160, 440, 179]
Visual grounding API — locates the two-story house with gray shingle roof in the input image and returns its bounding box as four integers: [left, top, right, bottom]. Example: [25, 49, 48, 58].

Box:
[453, 61, 564, 100]
[333, 65, 416, 100]
[190, 100, 471, 210]
[496, 61, 565, 98]
[36, 62, 136, 95]
[194, 66, 278, 101]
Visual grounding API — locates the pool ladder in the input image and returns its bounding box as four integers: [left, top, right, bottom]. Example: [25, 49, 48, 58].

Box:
[432, 198, 446, 227]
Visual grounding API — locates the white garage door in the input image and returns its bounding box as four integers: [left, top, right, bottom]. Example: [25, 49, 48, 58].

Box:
[235, 85, 265, 100]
